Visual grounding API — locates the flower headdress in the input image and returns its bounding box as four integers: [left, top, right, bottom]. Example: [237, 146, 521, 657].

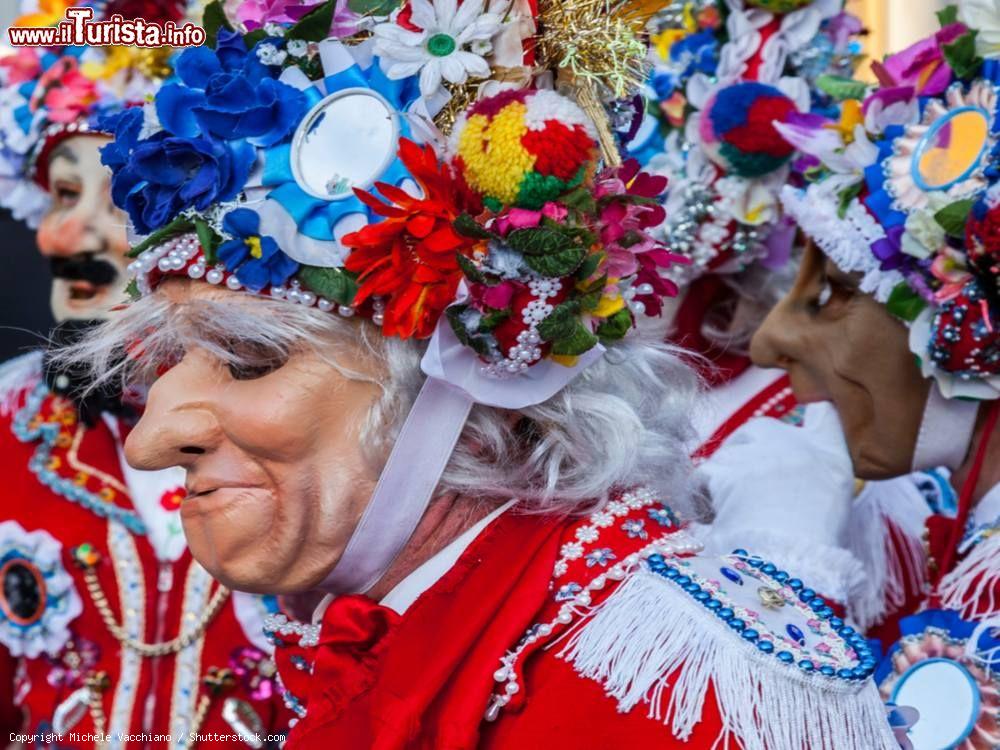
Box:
[632, 0, 865, 282]
[778, 2, 1000, 400]
[0, 0, 188, 227]
[112, 0, 684, 593]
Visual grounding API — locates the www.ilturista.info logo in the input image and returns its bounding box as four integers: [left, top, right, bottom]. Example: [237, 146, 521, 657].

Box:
[8, 6, 206, 48]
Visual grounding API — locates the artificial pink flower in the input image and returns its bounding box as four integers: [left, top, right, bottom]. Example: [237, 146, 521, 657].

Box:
[31, 57, 98, 123]
[237, 0, 322, 29]
[872, 23, 967, 96]
[0, 49, 43, 85]
[496, 202, 568, 234]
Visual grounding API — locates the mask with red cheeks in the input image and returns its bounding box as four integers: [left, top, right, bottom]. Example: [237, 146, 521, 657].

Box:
[36, 134, 133, 322]
[751, 244, 931, 479]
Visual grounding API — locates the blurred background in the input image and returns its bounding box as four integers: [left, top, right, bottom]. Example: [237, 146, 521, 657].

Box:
[0, 0, 958, 360]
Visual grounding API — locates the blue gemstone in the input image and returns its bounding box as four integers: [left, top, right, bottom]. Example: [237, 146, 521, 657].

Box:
[757, 640, 775, 653]
[815, 606, 833, 619]
[820, 666, 835, 677]
[761, 563, 778, 575]
[706, 599, 722, 610]
[773, 571, 789, 583]
[798, 660, 814, 672]
[731, 548, 749, 557]
[839, 625, 856, 638]
[718, 607, 734, 619]
[748, 558, 764, 568]
[786, 624, 805, 644]
[648, 553, 665, 565]
[829, 617, 844, 630]
[741, 629, 759, 641]
[694, 591, 710, 602]
[664, 567, 680, 579]
[799, 588, 815, 601]
[787, 578, 803, 591]
[684, 582, 701, 594]
[837, 668, 854, 680]
[808, 597, 825, 609]
[851, 667, 868, 680]
[728, 618, 746, 632]
[675, 575, 691, 586]
[720, 566, 743, 585]
[777, 651, 794, 663]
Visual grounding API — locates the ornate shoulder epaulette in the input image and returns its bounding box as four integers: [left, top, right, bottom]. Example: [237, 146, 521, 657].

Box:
[486, 489, 900, 750]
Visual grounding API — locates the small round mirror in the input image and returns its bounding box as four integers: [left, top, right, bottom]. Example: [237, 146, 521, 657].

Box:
[891, 658, 979, 749]
[913, 106, 991, 191]
[291, 88, 399, 201]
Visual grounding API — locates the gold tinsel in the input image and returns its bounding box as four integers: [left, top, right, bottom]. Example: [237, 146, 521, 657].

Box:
[535, 0, 652, 101]
[535, 0, 654, 166]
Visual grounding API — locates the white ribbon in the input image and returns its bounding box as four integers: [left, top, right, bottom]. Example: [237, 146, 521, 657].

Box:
[910, 382, 981, 471]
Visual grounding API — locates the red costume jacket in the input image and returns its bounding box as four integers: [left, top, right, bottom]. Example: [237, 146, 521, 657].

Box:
[270, 488, 898, 750]
[0, 354, 291, 748]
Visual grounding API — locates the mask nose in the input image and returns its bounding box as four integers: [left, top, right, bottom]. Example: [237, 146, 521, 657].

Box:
[124, 350, 223, 472]
[750, 297, 795, 371]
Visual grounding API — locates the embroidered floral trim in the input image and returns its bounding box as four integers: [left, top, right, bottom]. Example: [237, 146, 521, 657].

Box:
[12, 384, 145, 535]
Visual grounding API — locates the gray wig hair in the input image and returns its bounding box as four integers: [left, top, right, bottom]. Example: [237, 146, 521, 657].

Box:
[57, 285, 702, 518]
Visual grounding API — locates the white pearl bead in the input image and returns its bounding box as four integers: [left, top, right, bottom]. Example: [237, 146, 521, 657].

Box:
[300, 291, 316, 307]
[629, 300, 646, 316]
[157, 258, 172, 272]
[493, 668, 509, 682]
[187, 264, 205, 279]
[338, 305, 355, 318]
[536, 623, 552, 636]
[317, 298, 333, 312]
[372, 312, 385, 326]
[226, 275, 242, 290]
[504, 681, 520, 695]
[556, 612, 572, 624]
[206, 269, 224, 285]
[637, 283, 654, 295]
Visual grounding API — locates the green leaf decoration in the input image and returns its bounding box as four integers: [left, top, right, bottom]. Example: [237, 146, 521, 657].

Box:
[288, 0, 336, 41]
[522, 245, 586, 277]
[943, 30, 983, 80]
[552, 323, 599, 357]
[537, 300, 582, 342]
[934, 198, 976, 238]
[575, 252, 604, 282]
[837, 181, 864, 220]
[127, 216, 196, 258]
[243, 28, 268, 49]
[478, 309, 510, 331]
[447, 304, 472, 346]
[453, 213, 494, 240]
[124, 278, 140, 302]
[506, 227, 574, 256]
[202, 0, 233, 48]
[885, 283, 928, 323]
[561, 186, 598, 214]
[194, 218, 220, 266]
[815, 74, 869, 102]
[297, 265, 358, 305]
[456, 252, 487, 284]
[348, 0, 401, 16]
[937, 4, 959, 26]
[596, 308, 633, 341]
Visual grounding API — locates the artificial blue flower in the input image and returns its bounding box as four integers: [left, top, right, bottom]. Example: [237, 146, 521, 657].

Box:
[156, 30, 307, 147]
[109, 133, 255, 235]
[98, 107, 145, 173]
[217, 208, 299, 291]
[670, 30, 718, 78]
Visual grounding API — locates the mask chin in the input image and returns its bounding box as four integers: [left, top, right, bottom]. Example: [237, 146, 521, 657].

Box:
[910, 382, 981, 471]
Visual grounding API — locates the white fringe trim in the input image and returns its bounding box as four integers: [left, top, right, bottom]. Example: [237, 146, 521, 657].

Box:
[558, 570, 899, 750]
[846, 477, 931, 630]
[0, 350, 43, 418]
[940, 533, 1000, 621]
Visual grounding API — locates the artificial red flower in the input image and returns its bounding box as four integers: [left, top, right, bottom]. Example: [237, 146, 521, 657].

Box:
[159, 487, 185, 511]
[103, 0, 186, 24]
[342, 139, 482, 339]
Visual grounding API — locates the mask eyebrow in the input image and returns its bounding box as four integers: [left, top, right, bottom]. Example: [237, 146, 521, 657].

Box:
[49, 143, 79, 166]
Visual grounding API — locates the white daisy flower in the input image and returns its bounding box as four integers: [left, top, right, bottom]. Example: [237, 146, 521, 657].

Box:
[373, 0, 506, 98]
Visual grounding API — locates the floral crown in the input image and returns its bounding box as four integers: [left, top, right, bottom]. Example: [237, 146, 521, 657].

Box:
[779, 2, 1000, 399]
[0, 0, 187, 228]
[630, 0, 864, 282]
[113, 9, 684, 381]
